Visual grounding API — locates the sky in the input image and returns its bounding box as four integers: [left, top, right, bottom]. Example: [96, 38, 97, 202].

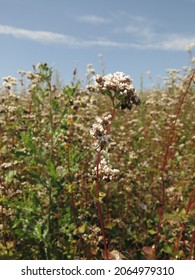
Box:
[0, 0, 195, 89]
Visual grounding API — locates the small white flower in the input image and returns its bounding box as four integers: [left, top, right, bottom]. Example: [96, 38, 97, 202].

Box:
[3, 81, 11, 89]
[93, 156, 119, 182]
[96, 116, 103, 124]
[90, 114, 112, 151]
[191, 57, 195, 64]
[90, 123, 104, 138]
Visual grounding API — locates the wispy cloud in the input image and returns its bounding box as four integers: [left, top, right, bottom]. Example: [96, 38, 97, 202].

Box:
[0, 24, 125, 48]
[0, 25, 80, 45]
[149, 35, 195, 51]
[127, 34, 195, 51]
[114, 25, 155, 41]
[77, 15, 111, 24]
[0, 24, 194, 51]
[112, 14, 195, 51]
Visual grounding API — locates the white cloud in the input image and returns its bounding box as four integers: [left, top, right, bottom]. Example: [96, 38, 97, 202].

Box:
[77, 15, 111, 24]
[115, 25, 155, 41]
[128, 33, 195, 51]
[86, 38, 129, 48]
[0, 24, 126, 48]
[151, 35, 195, 51]
[113, 19, 195, 51]
[0, 24, 194, 52]
[0, 25, 79, 45]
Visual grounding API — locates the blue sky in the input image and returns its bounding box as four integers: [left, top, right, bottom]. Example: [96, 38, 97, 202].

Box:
[0, 0, 195, 89]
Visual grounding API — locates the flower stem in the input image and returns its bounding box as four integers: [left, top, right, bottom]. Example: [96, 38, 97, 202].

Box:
[154, 70, 195, 255]
[95, 108, 115, 259]
[96, 151, 108, 259]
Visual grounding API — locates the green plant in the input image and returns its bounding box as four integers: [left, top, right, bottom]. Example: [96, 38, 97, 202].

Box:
[88, 72, 141, 259]
[0, 60, 195, 260]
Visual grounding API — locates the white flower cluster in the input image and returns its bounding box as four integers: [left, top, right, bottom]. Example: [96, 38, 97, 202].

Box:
[86, 64, 95, 78]
[94, 71, 133, 93]
[88, 71, 140, 110]
[90, 114, 112, 151]
[93, 157, 119, 182]
[2, 76, 17, 89]
[90, 114, 120, 181]
[185, 43, 195, 52]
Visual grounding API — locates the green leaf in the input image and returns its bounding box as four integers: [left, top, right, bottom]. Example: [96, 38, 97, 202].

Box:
[162, 245, 174, 255]
[90, 184, 106, 202]
[0, 197, 7, 203]
[115, 102, 122, 109]
[47, 160, 57, 179]
[68, 184, 76, 193]
[5, 170, 17, 183]
[144, 167, 160, 173]
[90, 182, 98, 200]
[78, 223, 87, 233]
[148, 229, 157, 235]
[21, 130, 35, 151]
[105, 222, 116, 229]
[97, 191, 106, 203]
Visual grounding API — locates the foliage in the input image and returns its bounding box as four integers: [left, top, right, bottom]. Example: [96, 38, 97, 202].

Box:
[0, 62, 195, 259]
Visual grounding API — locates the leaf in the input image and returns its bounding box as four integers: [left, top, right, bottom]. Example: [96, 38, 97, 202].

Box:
[115, 102, 122, 109]
[14, 149, 28, 157]
[5, 170, 17, 183]
[90, 182, 98, 200]
[148, 229, 157, 235]
[164, 210, 187, 223]
[0, 197, 7, 203]
[78, 223, 87, 234]
[144, 167, 160, 173]
[90, 184, 106, 202]
[97, 191, 106, 203]
[47, 160, 57, 179]
[6, 241, 14, 250]
[68, 184, 76, 193]
[105, 222, 116, 229]
[21, 130, 35, 151]
[162, 245, 174, 255]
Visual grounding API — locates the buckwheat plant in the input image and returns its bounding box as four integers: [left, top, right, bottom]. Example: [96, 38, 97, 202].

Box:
[89, 72, 141, 259]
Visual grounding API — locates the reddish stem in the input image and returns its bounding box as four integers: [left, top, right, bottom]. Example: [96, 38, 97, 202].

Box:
[0, 203, 8, 254]
[106, 186, 110, 223]
[95, 108, 115, 260]
[96, 151, 108, 259]
[189, 230, 195, 260]
[154, 70, 195, 255]
[186, 189, 195, 215]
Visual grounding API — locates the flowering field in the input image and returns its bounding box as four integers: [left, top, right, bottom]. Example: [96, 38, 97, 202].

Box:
[0, 62, 195, 260]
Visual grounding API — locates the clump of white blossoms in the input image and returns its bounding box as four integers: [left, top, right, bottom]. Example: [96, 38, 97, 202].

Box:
[93, 156, 119, 182]
[89, 71, 141, 181]
[88, 71, 141, 258]
[2, 76, 17, 90]
[88, 71, 141, 110]
[90, 114, 112, 152]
